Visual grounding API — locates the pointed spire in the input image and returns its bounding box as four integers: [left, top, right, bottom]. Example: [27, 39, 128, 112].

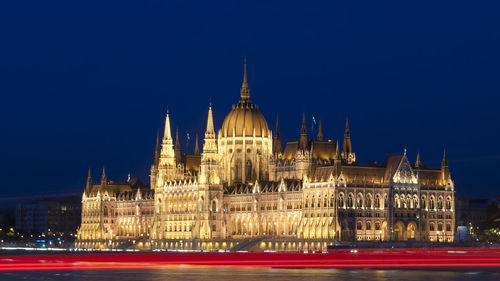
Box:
[194, 134, 200, 155]
[335, 140, 340, 159]
[317, 120, 323, 141]
[345, 115, 350, 134]
[163, 108, 172, 141]
[174, 128, 181, 162]
[275, 114, 280, 136]
[240, 58, 250, 100]
[342, 115, 353, 160]
[205, 102, 215, 137]
[301, 112, 307, 134]
[154, 130, 160, 167]
[415, 151, 421, 168]
[86, 168, 92, 190]
[273, 114, 282, 156]
[175, 128, 180, 147]
[442, 148, 448, 167]
[441, 148, 451, 183]
[101, 167, 107, 186]
[299, 112, 308, 150]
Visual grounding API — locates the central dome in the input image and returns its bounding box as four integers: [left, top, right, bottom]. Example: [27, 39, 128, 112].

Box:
[221, 100, 269, 137]
[220, 63, 269, 138]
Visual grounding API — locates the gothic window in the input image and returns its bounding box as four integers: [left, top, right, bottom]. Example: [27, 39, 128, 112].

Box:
[357, 221, 363, 230]
[430, 196, 435, 209]
[356, 195, 363, 208]
[366, 221, 371, 230]
[437, 196, 443, 210]
[421, 196, 426, 209]
[446, 224, 451, 231]
[413, 195, 418, 209]
[338, 194, 344, 208]
[438, 223, 443, 231]
[375, 222, 380, 230]
[430, 223, 435, 231]
[347, 194, 354, 208]
[375, 195, 380, 208]
[366, 195, 372, 208]
[446, 197, 451, 210]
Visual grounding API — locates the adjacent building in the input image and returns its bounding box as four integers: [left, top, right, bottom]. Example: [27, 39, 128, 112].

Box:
[16, 196, 81, 235]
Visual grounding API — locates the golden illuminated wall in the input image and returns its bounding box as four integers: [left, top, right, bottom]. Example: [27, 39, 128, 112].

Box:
[217, 130, 273, 185]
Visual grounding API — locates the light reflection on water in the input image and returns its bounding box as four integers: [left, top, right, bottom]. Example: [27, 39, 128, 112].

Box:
[1, 268, 499, 281]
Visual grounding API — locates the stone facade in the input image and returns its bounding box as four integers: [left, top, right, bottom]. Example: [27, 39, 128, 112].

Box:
[76, 64, 455, 250]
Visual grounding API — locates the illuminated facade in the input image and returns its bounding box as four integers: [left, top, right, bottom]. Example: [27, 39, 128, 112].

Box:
[76, 64, 455, 250]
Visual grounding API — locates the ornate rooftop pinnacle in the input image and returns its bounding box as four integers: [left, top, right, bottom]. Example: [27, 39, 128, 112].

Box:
[163, 108, 172, 141]
[299, 112, 308, 150]
[240, 58, 250, 100]
[205, 102, 215, 137]
[442, 148, 448, 167]
[274, 114, 282, 156]
[175, 127, 180, 147]
[345, 115, 350, 135]
[101, 167, 107, 186]
[415, 151, 421, 168]
[317, 119, 324, 141]
[335, 139, 340, 159]
[154, 130, 160, 167]
[301, 112, 307, 135]
[194, 134, 200, 155]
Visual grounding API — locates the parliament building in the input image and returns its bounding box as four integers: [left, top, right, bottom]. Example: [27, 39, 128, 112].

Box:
[76, 64, 455, 251]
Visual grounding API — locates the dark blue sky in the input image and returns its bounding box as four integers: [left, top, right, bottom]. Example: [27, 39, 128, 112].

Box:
[1, 1, 499, 200]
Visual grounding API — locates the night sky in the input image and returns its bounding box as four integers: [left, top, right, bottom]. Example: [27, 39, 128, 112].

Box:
[1, 1, 499, 201]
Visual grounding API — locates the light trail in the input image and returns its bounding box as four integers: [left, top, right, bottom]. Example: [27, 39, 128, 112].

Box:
[0, 247, 498, 271]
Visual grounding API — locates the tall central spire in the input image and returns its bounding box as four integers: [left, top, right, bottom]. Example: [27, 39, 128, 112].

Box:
[240, 58, 250, 100]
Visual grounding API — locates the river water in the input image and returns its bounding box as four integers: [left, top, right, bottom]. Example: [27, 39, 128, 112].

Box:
[1, 268, 499, 281]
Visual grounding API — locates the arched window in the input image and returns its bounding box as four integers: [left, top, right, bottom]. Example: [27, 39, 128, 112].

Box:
[421, 196, 426, 209]
[338, 194, 344, 208]
[357, 221, 363, 230]
[437, 197, 443, 209]
[366, 221, 371, 230]
[366, 195, 372, 208]
[430, 196, 435, 209]
[347, 194, 354, 208]
[446, 197, 451, 210]
[212, 201, 217, 212]
[375, 194, 381, 208]
[356, 195, 363, 208]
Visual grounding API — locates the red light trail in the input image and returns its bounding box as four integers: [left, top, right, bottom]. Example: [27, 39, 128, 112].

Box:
[0, 247, 499, 271]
